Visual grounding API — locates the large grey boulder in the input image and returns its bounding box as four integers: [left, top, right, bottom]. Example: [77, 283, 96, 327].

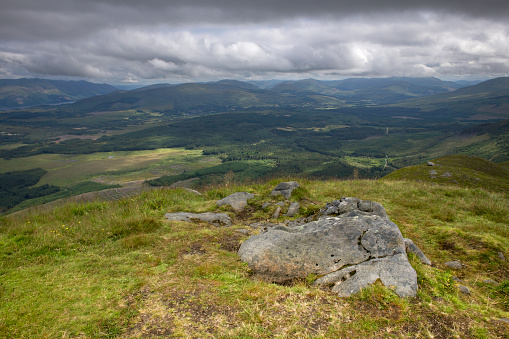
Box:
[216, 192, 255, 212]
[271, 181, 299, 199]
[238, 197, 418, 297]
[165, 212, 232, 226]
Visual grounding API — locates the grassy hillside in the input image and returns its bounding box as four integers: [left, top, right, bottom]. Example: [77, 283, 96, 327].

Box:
[397, 77, 509, 120]
[1, 177, 507, 338]
[384, 155, 509, 193]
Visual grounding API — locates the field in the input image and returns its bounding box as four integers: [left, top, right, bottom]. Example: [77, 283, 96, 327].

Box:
[0, 177, 507, 338]
[0, 148, 218, 186]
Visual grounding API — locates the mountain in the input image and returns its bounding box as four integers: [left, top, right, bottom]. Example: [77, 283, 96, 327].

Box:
[272, 77, 463, 105]
[69, 80, 318, 113]
[396, 77, 509, 119]
[0, 78, 117, 109]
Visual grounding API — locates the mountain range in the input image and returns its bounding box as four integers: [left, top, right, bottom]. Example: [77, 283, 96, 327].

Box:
[0, 78, 117, 110]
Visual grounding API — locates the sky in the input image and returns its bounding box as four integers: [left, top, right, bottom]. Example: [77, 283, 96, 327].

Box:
[1, 0, 509, 85]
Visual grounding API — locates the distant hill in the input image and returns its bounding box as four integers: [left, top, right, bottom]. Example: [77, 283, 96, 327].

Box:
[0, 78, 117, 109]
[69, 80, 319, 114]
[383, 154, 509, 192]
[272, 77, 463, 105]
[396, 77, 509, 119]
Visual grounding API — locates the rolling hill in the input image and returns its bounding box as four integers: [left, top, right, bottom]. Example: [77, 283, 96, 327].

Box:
[397, 77, 509, 119]
[0, 78, 117, 109]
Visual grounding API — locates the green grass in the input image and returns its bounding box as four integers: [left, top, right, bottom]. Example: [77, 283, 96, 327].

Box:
[0, 179, 508, 338]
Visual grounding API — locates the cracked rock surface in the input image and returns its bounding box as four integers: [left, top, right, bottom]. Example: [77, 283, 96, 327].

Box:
[238, 197, 418, 297]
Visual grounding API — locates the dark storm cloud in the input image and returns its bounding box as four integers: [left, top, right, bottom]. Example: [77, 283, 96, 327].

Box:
[1, 0, 508, 82]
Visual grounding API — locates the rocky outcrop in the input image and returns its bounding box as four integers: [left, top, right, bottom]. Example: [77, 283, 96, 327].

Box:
[270, 181, 299, 199]
[238, 197, 418, 297]
[216, 192, 255, 212]
[165, 212, 232, 226]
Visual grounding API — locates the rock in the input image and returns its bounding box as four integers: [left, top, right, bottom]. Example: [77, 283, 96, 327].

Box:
[286, 202, 300, 217]
[427, 162, 435, 166]
[444, 260, 463, 269]
[165, 212, 232, 226]
[272, 206, 282, 219]
[216, 192, 255, 212]
[238, 198, 418, 297]
[499, 318, 509, 323]
[315, 253, 417, 297]
[483, 279, 499, 285]
[458, 285, 471, 294]
[404, 238, 431, 265]
[271, 181, 299, 199]
[235, 229, 250, 235]
[429, 170, 438, 178]
[497, 251, 505, 261]
[262, 202, 271, 209]
[441, 171, 453, 178]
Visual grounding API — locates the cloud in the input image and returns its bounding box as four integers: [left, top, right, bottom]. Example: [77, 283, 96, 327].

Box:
[1, 1, 509, 82]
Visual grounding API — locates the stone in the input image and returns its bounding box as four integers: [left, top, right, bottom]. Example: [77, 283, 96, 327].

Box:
[499, 318, 509, 323]
[216, 192, 255, 212]
[427, 161, 435, 166]
[271, 181, 299, 199]
[272, 206, 282, 219]
[404, 238, 432, 265]
[444, 260, 463, 269]
[165, 212, 232, 226]
[483, 279, 499, 285]
[238, 198, 418, 297]
[441, 171, 453, 178]
[235, 229, 250, 235]
[429, 170, 438, 178]
[459, 285, 471, 294]
[286, 202, 300, 217]
[262, 202, 271, 209]
[497, 251, 505, 261]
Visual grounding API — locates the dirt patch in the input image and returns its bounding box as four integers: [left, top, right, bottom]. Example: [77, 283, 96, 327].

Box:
[218, 233, 244, 253]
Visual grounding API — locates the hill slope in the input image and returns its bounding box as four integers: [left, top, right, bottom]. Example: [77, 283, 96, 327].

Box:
[384, 155, 509, 192]
[397, 77, 509, 119]
[0, 78, 117, 109]
[0, 178, 507, 337]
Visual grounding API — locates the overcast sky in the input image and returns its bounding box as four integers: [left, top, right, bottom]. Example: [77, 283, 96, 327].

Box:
[1, 0, 509, 84]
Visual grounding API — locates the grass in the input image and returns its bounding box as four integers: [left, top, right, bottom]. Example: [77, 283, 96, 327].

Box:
[0, 148, 217, 187]
[0, 178, 508, 338]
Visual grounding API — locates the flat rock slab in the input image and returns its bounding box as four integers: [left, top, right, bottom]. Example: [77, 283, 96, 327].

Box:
[216, 192, 255, 213]
[238, 198, 418, 297]
[271, 181, 299, 199]
[165, 212, 232, 226]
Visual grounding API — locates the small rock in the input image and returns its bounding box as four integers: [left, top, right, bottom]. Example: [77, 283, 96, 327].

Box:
[404, 238, 431, 265]
[441, 171, 453, 178]
[497, 251, 505, 261]
[275, 202, 285, 206]
[444, 260, 463, 269]
[427, 162, 435, 166]
[235, 229, 250, 235]
[483, 279, 499, 285]
[262, 202, 271, 209]
[216, 192, 255, 212]
[272, 206, 282, 219]
[271, 181, 299, 199]
[429, 170, 438, 177]
[458, 285, 471, 294]
[165, 212, 232, 226]
[499, 318, 509, 323]
[453, 276, 462, 282]
[286, 202, 300, 217]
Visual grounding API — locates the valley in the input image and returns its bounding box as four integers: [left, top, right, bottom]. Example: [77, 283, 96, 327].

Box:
[0, 77, 508, 214]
